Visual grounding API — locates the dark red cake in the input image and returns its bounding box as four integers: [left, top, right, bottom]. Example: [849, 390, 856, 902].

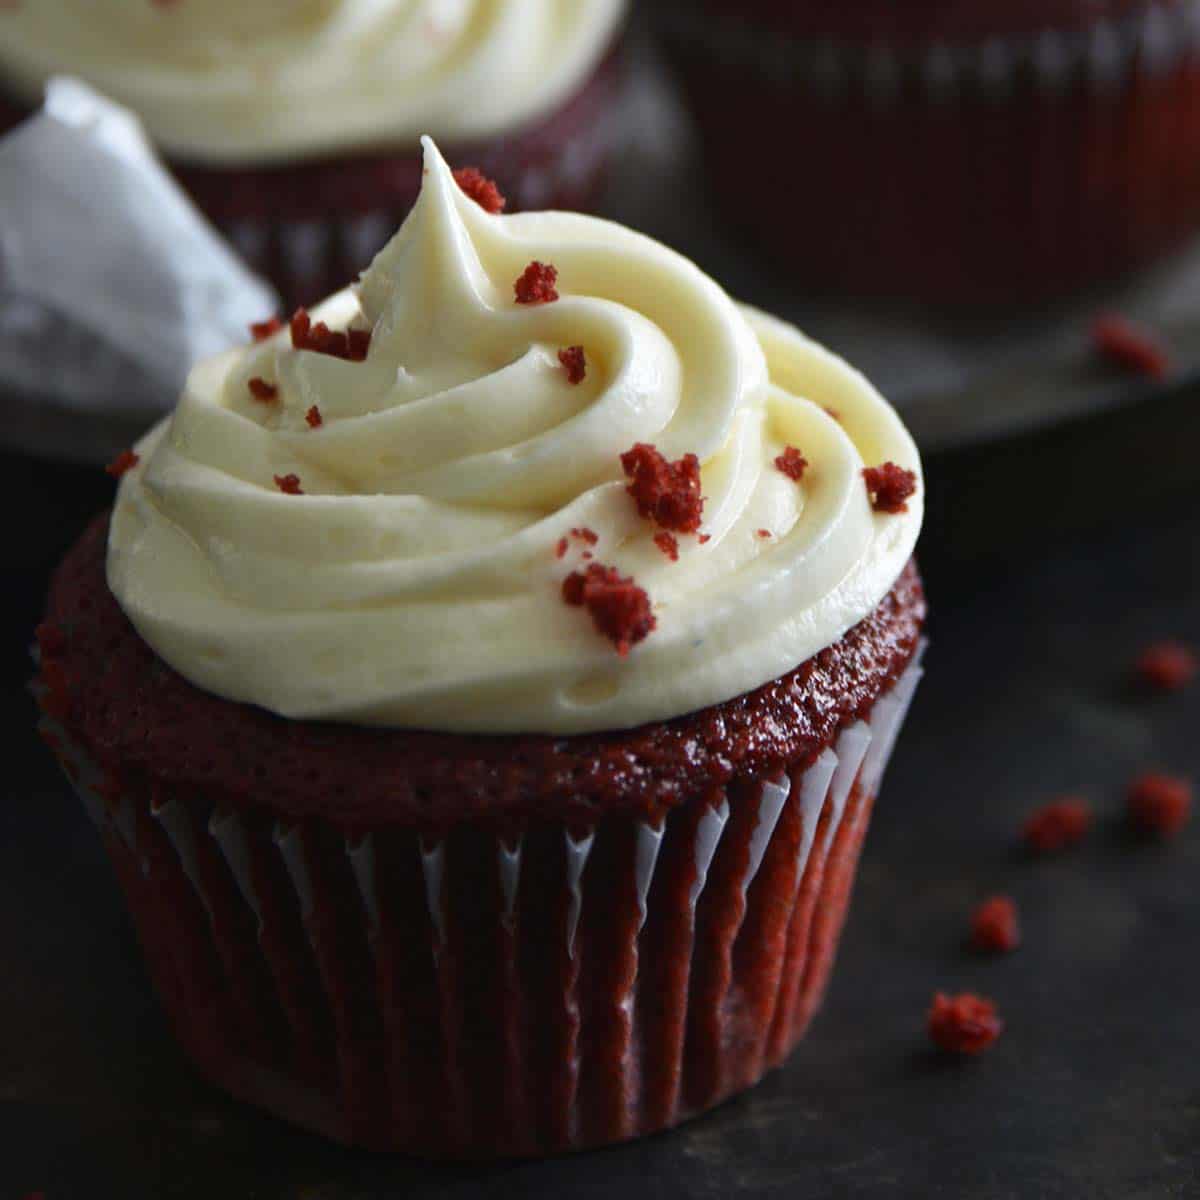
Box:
[34, 514, 926, 1157]
[656, 0, 1200, 305]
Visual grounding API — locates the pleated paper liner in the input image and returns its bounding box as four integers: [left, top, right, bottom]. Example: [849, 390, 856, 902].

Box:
[656, 1, 1200, 304]
[37, 645, 924, 1158]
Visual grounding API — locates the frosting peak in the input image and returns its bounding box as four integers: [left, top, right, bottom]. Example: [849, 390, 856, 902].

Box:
[107, 139, 922, 734]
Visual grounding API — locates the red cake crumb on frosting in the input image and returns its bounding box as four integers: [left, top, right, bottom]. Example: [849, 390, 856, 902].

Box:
[305, 405, 323, 429]
[971, 896, 1020, 953]
[290, 308, 372, 361]
[559, 345, 587, 384]
[570, 527, 598, 545]
[453, 166, 506, 214]
[928, 993, 1003, 1055]
[757, 529, 772, 539]
[1134, 641, 1196, 691]
[562, 562, 656, 656]
[1092, 313, 1171, 380]
[774, 445, 808, 481]
[273, 473, 303, 495]
[250, 316, 283, 341]
[654, 532, 679, 561]
[1023, 797, 1092, 853]
[105, 449, 139, 478]
[1128, 772, 1193, 836]
[863, 462, 918, 513]
[248, 376, 278, 402]
[620, 443, 704, 534]
[514, 262, 559, 305]
[554, 537, 569, 560]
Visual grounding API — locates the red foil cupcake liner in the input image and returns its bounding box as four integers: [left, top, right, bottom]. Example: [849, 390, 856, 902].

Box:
[0, 47, 625, 308]
[658, 2, 1200, 304]
[36, 647, 924, 1158]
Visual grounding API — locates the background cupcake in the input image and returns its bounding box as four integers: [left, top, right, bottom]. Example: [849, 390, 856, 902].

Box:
[654, 0, 1200, 306]
[34, 141, 925, 1157]
[0, 0, 628, 304]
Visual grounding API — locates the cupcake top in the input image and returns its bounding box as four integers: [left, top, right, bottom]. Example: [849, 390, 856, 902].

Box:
[106, 138, 922, 736]
[0, 0, 625, 164]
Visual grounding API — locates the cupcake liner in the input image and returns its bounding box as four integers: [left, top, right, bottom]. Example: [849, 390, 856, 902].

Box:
[657, 1, 1200, 303]
[37, 644, 925, 1158]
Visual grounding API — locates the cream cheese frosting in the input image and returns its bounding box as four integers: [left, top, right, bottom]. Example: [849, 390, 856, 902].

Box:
[0, 1, 626, 164]
[106, 138, 923, 735]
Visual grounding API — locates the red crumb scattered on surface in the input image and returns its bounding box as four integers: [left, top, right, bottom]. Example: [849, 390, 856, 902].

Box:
[699, 534, 711, 545]
[1092, 313, 1171, 380]
[570, 527, 599, 545]
[514, 261, 559, 305]
[453, 166, 506, 213]
[1128, 772, 1193, 836]
[559, 345, 587, 384]
[620, 443, 704, 534]
[757, 529, 773, 539]
[774, 445, 809, 481]
[305, 405, 323, 429]
[105, 449, 139, 478]
[555, 537, 568, 560]
[250, 316, 283, 341]
[273, 473, 303, 495]
[1134, 641, 1197, 692]
[1023, 797, 1092, 853]
[928, 993, 1003, 1055]
[654, 531, 680, 561]
[562, 562, 656, 656]
[863, 462, 918, 513]
[971, 895, 1020, 954]
[290, 308, 371, 361]
[248, 376, 278, 402]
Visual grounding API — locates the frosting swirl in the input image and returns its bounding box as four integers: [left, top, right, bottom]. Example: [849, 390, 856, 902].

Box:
[0, 0, 625, 163]
[107, 138, 923, 735]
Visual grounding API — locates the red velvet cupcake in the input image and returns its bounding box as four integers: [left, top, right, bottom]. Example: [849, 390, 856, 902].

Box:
[0, 1, 628, 304]
[656, 0, 1200, 305]
[33, 140, 926, 1157]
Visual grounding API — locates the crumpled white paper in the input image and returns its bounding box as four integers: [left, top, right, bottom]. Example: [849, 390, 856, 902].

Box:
[0, 77, 278, 428]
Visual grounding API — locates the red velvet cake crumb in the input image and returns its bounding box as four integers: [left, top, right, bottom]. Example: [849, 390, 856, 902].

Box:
[250, 316, 283, 341]
[1092, 314, 1171, 380]
[453, 166, 506, 214]
[863, 462, 918, 513]
[971, 895, 1020, 954]
[570, 527, 598, 546]
[290, 308, 371, 361]
[620, 443, 704, 534]
[105, 449, 139, 479]
[1128, 772, 1193, 836]
[774, 445, 809, 481]
[514, 261, 559, 305]
[273, 473, 303, 495]
[757, 529, 772, 539]
[305, 405, 323, 429]
[1134, 641, 1197, 692]
[928, 992, 1003, 1055]
[554, 537, 568, 560]
[654, 532, 679, 561]
[562, 562, 656, 656]
[559, 345, 587, 384]
[248, 376, 278, 402]
[1023, 797, 1092, 853]
[699, 534, 711, 545]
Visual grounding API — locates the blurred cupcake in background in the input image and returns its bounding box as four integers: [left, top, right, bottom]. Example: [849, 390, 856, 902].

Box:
[0, 0, 628, 302]
[655, 1, 1200, 306]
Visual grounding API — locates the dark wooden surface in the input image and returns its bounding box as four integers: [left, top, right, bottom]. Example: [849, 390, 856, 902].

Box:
[5, 390, 1200, 1197]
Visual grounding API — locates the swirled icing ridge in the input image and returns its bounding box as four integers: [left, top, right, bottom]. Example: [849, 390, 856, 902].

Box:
[106, 138, 922, 734]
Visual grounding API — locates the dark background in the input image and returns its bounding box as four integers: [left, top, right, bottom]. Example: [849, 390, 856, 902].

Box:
[4, 379, 1199, 1198]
